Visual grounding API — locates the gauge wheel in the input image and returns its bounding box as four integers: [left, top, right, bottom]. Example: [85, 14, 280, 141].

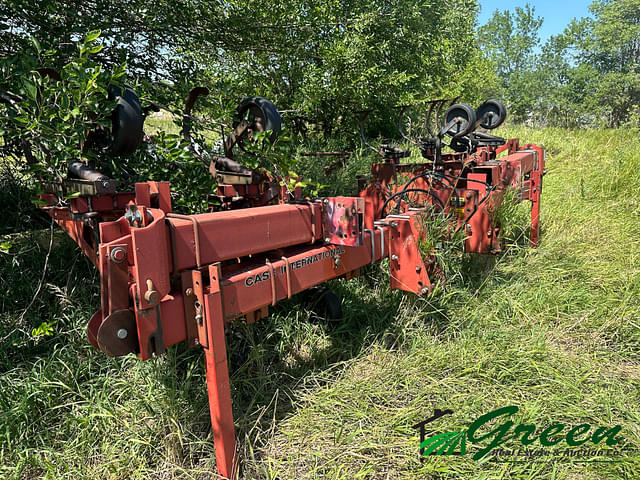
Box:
[108, 85, 144, 155]
[233, 97, 282, 151]
[443, 103, 477, 137]
[302, 286, 343, 322]
[476, 99, 507, 130]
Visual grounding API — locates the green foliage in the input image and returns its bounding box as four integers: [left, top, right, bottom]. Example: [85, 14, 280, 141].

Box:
[1, 0, 490, 138]
[478, 4, 543, 79]
[0, 0, 231, 88]
[492, 186, 531, 245]
[212, 0, 484, 136]
[416, 210, 467, 287]
[477, 4, 544, 121]
[31, 320, 54, 338]
[479, 0, 640, 127]
[552, 0, 640, 127]
[0, 34, 221, 214]
[236, 130, 296, 175]
[0, 32, 123, 182]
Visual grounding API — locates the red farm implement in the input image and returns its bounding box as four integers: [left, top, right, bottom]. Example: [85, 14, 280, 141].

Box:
[34, 90, 543, 479]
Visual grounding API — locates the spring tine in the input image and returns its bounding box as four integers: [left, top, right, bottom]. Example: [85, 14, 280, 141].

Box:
[425, 100, 438, 136]
[183, 86, 210, 144]
[435, 98, 450, 131]
[395, 105, 417, 145]
[356, 109, 381, 155]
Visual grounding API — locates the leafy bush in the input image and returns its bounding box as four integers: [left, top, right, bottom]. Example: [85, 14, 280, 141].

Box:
[0, 33, 220, 213]
[0, 32, 123, 182]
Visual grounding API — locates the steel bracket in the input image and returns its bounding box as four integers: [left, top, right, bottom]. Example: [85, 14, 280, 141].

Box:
[321, 196, 365, 246]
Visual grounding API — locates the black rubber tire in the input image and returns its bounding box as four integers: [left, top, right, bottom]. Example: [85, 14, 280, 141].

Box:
[443, 103, 477, 137]
[302, 286, 343, 322]
[476, 99, 507, 130]
[108, 85, 144, 156]
[233, 96, 282, 146]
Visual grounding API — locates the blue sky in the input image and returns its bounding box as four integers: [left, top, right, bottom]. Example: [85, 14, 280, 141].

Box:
[478, 1, 594, 42]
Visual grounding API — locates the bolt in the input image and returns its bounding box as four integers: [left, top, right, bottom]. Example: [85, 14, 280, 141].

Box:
[391, 254, 399, 261]
[416, 265, 421, 272]
[466, 224, 472, 231]
[194, 338, 200, 346]
[323, 199, 329, 205]
[390, 221, 398, 228]
[325, 237, 331, 243]
[185, 288, 194, 297]
[116, 328, 128, 339]
[420, 286, 429, 294]
[110, 247, 126, 263]
[102, 181, 110, 189]
[334, 256, 341, 267]
[195, 313, 203, 325]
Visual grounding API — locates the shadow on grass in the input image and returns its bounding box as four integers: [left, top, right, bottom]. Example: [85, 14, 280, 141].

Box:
[0, 232, 98, 372]
[0, 203, 544, 476]
[144, 217, 553, 474]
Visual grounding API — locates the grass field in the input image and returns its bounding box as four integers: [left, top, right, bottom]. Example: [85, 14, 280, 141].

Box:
[0, 126, 639, 479]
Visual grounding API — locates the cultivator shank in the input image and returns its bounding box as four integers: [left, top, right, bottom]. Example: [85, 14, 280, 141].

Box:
[35, 92, 544, 479]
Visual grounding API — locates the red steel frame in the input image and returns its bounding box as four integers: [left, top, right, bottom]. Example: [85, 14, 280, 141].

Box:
[38, 139, 544, 479]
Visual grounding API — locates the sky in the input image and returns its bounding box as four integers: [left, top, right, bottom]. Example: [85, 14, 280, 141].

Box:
[478, 0, 594, 42]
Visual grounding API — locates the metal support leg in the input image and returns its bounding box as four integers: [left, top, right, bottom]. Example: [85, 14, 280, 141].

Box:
[203, 263, 237, 479]
[530, 169, 542, 248]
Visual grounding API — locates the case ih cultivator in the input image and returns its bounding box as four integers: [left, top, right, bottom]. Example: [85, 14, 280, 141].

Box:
[35, 89, 543, 479]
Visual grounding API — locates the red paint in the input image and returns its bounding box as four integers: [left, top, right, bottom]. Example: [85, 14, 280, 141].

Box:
[37, 139, 544, 479]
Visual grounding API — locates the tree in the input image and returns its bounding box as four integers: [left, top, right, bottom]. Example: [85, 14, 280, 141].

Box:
[478, 4, 543, 79]
[576, 0, 640, 126]
[192, 0, 486, 137]
[1, 0, 487, 137]
[478, 0, 640, 127]
[477, 4, 543, 121]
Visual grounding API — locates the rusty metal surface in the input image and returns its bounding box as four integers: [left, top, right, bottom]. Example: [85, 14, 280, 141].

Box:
[203, 262, 238, 479]
[387, 214, 432, 294]
[63, 178, 117, 196]
[97, 309, 138, 357]
[321, 197, 364, 246]
[167, 204, 324, 270]
[87, 309, 102, 350]
[182, 86, 210, 144]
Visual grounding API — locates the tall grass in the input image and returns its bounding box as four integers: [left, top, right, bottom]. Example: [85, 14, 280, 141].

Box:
[0, 127, 639, 479]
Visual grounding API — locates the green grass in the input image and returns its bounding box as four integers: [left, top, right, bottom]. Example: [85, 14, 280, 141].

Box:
[1, 127, 639, 479]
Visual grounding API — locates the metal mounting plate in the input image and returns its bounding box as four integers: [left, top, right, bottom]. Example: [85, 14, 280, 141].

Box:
[321, 197, 365, 246]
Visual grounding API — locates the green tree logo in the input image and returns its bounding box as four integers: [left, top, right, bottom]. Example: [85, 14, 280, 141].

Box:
[413, 408, 466, 457]
[420, 430, 467, 456]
